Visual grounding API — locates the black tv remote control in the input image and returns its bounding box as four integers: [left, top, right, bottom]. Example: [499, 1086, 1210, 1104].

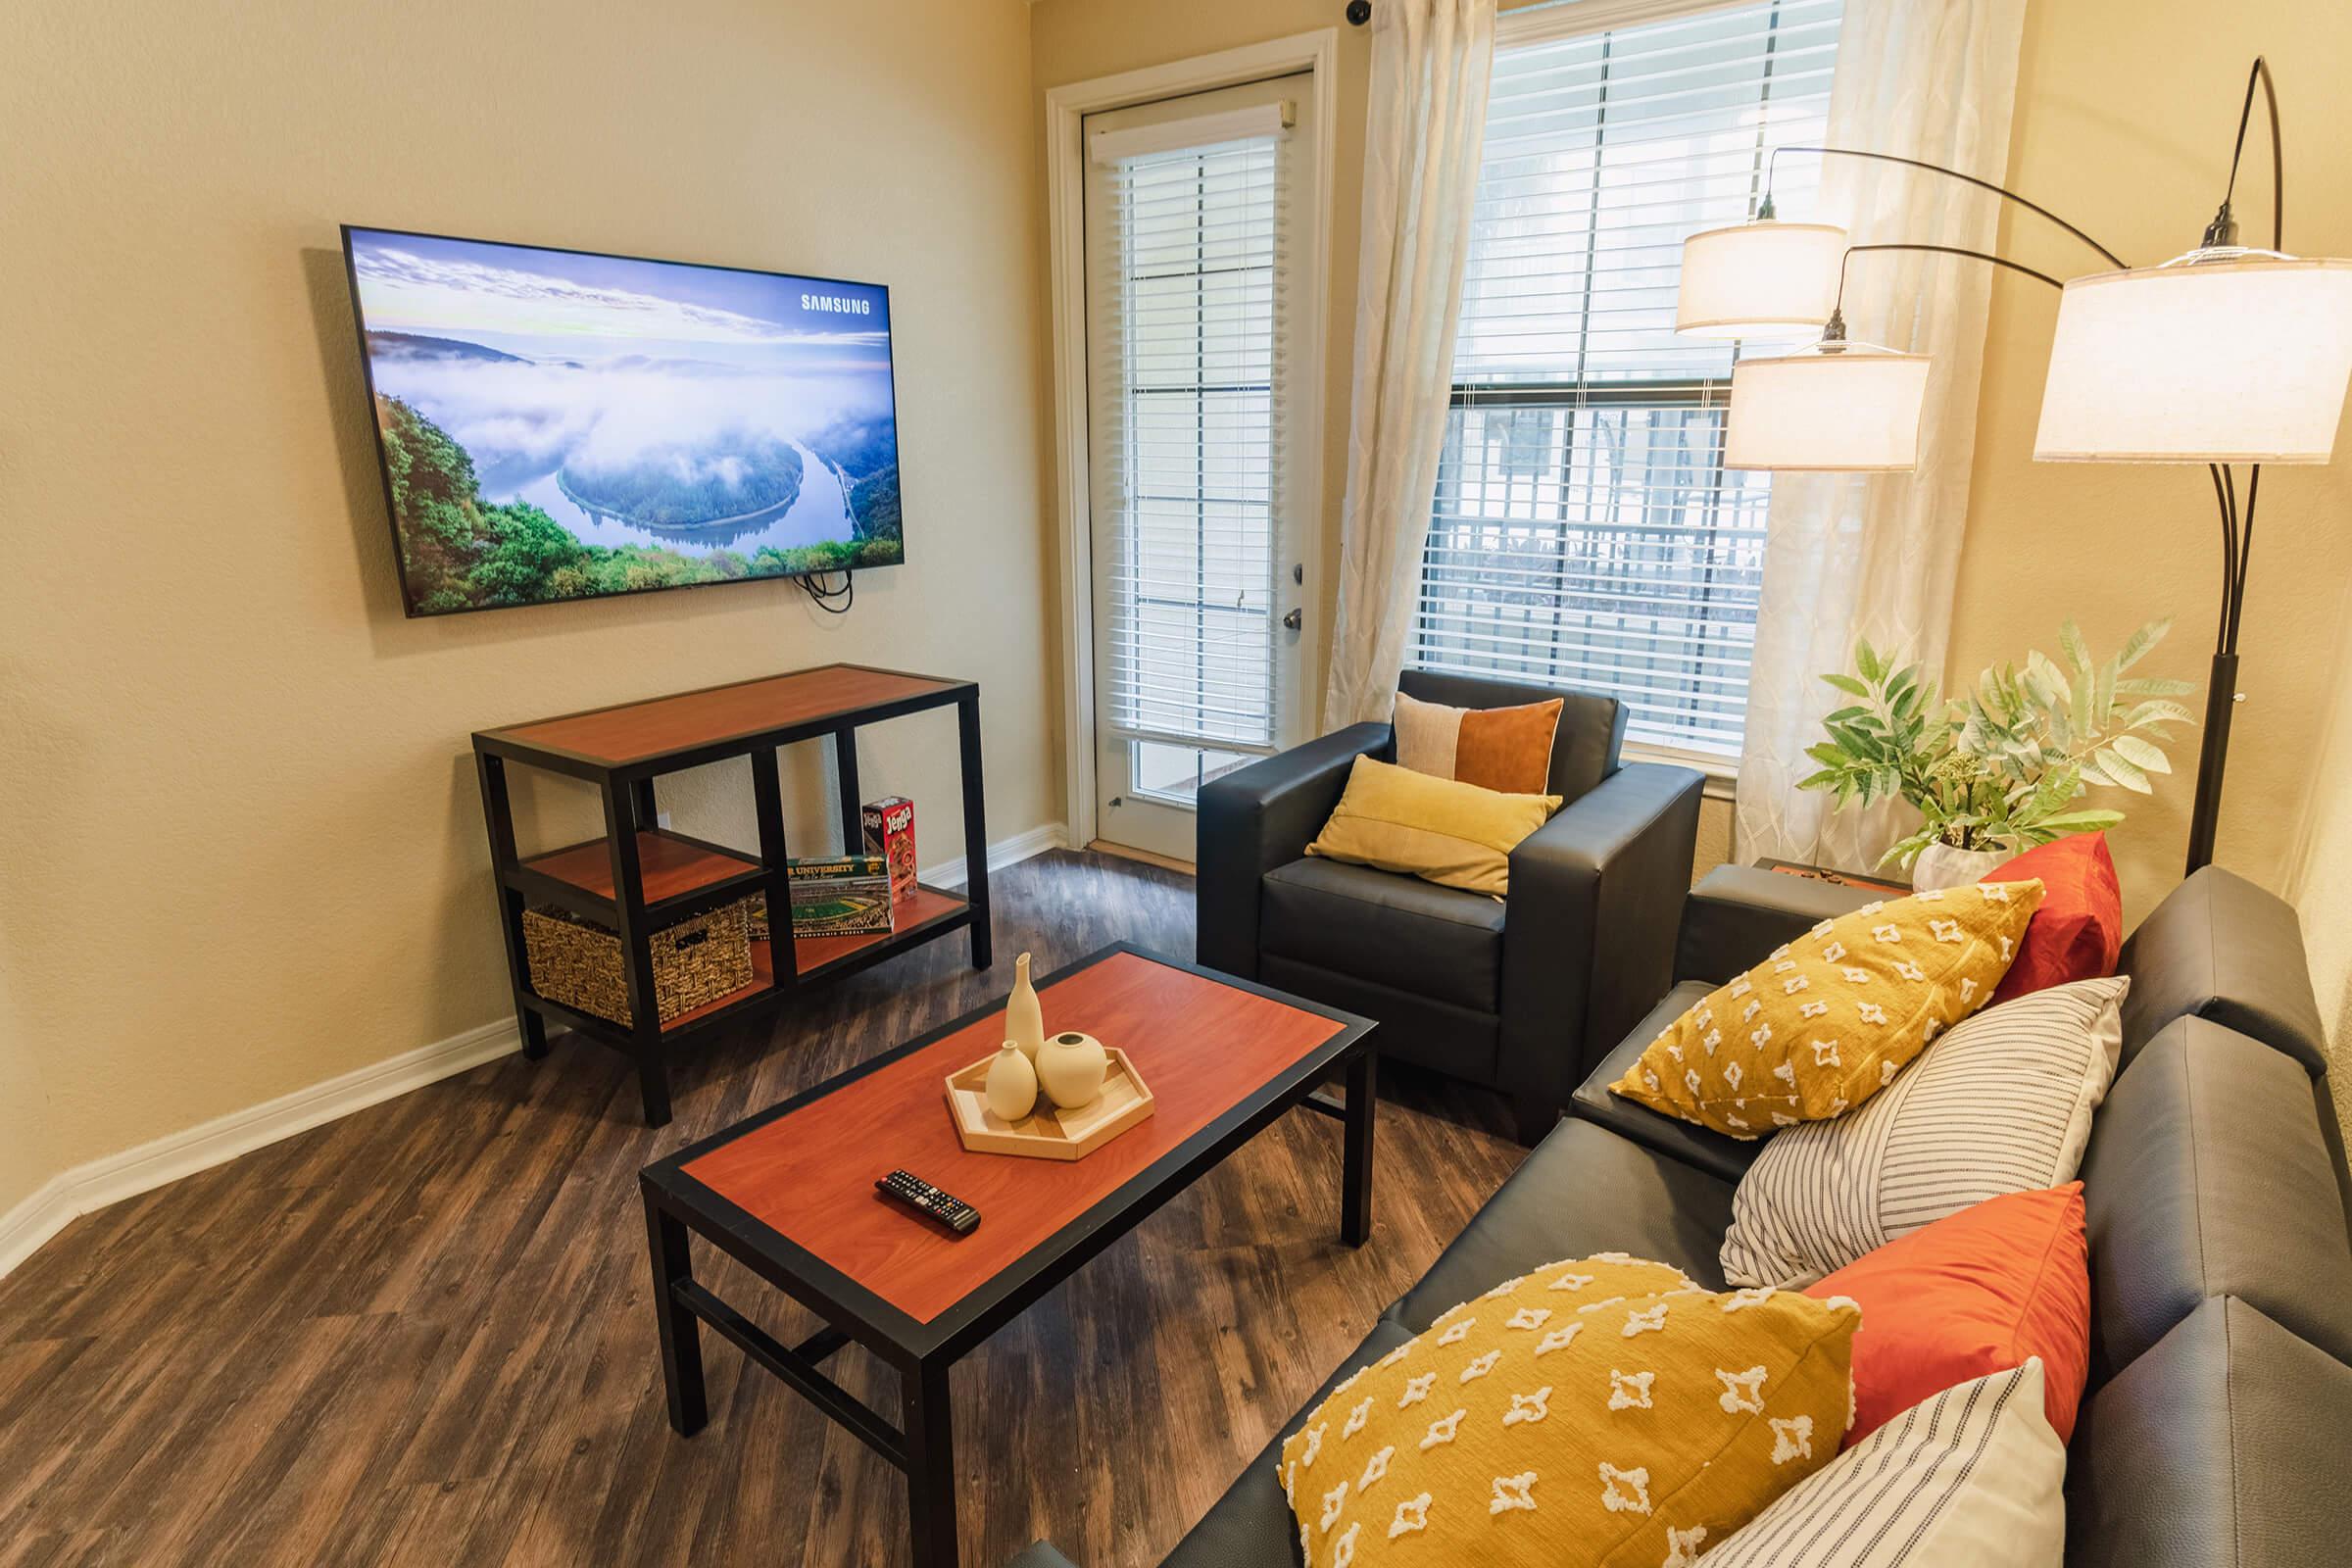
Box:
[875, 1170, 981, 1236]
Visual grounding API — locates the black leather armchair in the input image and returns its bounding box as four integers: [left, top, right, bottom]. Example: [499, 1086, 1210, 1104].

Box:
[1197, 669, 1703, 1143]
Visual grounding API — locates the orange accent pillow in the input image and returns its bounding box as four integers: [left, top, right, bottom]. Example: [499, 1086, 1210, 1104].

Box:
[1393, 690, 1562, 795]
[1804, 1184, 2090, 1446]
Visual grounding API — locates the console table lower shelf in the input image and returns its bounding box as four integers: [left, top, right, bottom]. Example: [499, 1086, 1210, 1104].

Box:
[637, 946, 1378, 1568]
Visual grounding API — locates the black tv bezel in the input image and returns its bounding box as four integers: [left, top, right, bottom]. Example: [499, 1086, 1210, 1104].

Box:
[339, 222, 907, 620]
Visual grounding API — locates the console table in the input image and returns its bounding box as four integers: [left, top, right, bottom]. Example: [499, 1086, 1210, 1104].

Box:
[473, 662, 990, 1125]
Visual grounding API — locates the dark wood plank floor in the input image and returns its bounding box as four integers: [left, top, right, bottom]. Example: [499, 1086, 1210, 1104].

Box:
[0, 851, 1528, 1568]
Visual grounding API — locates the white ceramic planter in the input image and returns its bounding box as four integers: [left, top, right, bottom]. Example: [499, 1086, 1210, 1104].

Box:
[1910, 840, 2012, 893]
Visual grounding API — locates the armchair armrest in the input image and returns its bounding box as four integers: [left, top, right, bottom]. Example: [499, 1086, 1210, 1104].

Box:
[1196, 722, 1392, 978]
[1498, 763, 1705, 1130]
[1674, 864, 1881, 985]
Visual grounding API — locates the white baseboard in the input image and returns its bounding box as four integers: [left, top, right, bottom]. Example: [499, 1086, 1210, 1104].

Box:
[920, 820, 1067, 890]
[0, 822, 1070, 1280]
[0, 1016, 520, 1279]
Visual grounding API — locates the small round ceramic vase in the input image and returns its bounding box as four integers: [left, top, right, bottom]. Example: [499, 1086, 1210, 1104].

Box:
[1006, 952, 1046, 1061]
[984, 1040, 1039, 1122]
[1911, 840, 2011, 893]
[1037, 1030, 1109, 1110]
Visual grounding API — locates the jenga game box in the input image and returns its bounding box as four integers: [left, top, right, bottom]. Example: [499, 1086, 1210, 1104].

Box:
[861, 796, 917, 904]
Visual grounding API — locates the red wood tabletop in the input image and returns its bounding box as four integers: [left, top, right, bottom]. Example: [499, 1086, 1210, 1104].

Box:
[679, 952, 1348, 1323]
[489, 664, 956, 764]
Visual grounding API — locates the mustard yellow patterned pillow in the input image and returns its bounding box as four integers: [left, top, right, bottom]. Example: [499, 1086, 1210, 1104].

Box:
[1609, 881, 2045, 1138]
[1278, 1255, 1858, 1568]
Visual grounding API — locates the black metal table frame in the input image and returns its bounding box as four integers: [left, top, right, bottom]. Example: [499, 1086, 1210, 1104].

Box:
[472, 665, 991, 1126]
[636, 944, 1377, 1568]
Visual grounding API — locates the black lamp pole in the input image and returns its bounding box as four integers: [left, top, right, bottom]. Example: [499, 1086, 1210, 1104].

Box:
[1758, 56, 2287, 877]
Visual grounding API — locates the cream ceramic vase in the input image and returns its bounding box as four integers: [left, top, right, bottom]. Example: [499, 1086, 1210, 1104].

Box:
[1005, 952, 1046, 1061]
[1911, 840, 2011, 893]
[1036, 1030, 1109, 1110]
[983, 1040, 1039, 1122]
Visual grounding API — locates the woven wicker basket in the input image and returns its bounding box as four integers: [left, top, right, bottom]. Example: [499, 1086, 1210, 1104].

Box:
[523, 898, 755, 1028]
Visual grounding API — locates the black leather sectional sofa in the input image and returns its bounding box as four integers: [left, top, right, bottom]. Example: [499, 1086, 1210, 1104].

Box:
[1013, 862, 2352, 1567]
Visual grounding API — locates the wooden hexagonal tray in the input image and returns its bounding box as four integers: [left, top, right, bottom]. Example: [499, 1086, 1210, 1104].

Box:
[944, 1048, 1154, 1160]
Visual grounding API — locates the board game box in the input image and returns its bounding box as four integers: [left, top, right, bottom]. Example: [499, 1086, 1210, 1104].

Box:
[861, 795, 918, 904]
[749, 855, 895, 940]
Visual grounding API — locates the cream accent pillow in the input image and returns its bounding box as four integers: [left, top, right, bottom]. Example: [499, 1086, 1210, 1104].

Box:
[1306, 755, 1559, 898]
[1608, 882, 2045, 1138]
[1720, 974, 2129, 1290]
[1700, 1361, 2064, 1567]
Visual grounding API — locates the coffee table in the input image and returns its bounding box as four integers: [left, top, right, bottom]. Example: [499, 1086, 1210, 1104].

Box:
[636, 944, 1377, 1568]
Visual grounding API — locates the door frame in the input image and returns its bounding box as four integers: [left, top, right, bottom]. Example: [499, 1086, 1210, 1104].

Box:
[1044, 29, 1339, 854]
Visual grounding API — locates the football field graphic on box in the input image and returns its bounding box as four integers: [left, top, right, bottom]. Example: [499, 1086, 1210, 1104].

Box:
[343, 226, 904, 616]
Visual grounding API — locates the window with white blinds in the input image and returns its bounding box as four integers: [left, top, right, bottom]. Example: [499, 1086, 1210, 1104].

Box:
[1090, 126, 1289, 756]
[1413, 0, 1842, 757]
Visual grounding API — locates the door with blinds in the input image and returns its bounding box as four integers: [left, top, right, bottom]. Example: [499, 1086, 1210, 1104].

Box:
[1083, 75, 1315, 861]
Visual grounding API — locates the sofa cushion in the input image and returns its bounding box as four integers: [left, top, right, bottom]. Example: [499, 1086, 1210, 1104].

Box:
[1703, 1360, 2065, 1568]
[1611, 881, 2046, 1138]
[1720, 975, 2126, 1290]
[1262, 858, 1505, 1011]
[2116, 864, 2328, 1074]
[1397, 668, 1625, 804]
[1572, 981, 1762, 1184]
[1282, 1257, 1859, 1568]
[1394, 687, 1563, 795]
[1304, 757, 1559, 898]
[1159, 1318, 1418, 1568]
[2078, 1014, 2352, 1381]
[1984, 830, 2124, 1004]
[1806, 1184, 2091, 1446]
[1386, 1120, 1737, 1333]
[2067, 1298, 2352, 1568]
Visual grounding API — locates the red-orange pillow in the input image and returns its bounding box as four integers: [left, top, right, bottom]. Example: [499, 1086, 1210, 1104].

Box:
[1805, 1184, 2090, 1446]
[1983, 832, 2123, 1004]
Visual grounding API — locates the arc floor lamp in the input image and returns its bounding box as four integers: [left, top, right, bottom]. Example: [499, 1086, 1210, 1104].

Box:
[1676, 58, 2352, 875]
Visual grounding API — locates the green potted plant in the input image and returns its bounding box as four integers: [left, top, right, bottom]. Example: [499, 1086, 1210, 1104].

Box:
[1798, 619, 2195, 890]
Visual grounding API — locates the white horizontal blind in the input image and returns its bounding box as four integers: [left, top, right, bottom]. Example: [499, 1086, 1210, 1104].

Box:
[1414, 0, 1842, 755]
[1091, 130, 1288, 755]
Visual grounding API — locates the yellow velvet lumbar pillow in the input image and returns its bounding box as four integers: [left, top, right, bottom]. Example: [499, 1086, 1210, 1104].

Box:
[1278, 1254, 1860, 1568]
[1306, 755, 1560, 897]
[1610, 880, 2047, 1138]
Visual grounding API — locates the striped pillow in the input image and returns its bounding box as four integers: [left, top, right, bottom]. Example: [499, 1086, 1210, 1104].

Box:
[1720, 975, 2129, 1290]
[1699, 1360, 2064, 1567]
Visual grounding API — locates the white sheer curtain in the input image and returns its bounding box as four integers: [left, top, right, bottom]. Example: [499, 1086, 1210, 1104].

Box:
[1735, 0, 2027, 869]
[1323, 0, 1496, 727]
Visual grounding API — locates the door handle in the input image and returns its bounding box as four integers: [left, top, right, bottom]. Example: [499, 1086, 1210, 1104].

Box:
[1282, 608, 1303, 631]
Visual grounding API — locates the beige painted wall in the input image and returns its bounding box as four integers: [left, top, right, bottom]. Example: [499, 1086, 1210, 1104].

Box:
[1958, 0, 2352, 929]
[2291, 589, 2352, 1119]
[1034, 0, 2351, 929]
[0, 0, 1052, 1213]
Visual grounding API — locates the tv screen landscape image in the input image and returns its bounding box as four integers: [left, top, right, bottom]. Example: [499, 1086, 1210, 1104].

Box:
[342, 226, 904, 616]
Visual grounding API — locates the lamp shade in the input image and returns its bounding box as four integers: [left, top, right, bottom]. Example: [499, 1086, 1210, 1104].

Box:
[2034, 253, 2352, 463]
[1724, 343, 1932, 470]
[1677, 221, 1848, 339]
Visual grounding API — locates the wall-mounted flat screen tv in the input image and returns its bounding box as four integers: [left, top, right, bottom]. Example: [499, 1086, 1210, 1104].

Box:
[342, 225, 904, 617]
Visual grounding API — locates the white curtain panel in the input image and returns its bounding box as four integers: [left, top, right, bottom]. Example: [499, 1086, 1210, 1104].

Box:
[1735, 0, 2027, 869]
[1322, 0, 1496, 728]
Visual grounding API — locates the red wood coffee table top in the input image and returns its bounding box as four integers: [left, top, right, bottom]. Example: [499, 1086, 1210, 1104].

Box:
[676, 950, 1351, 1324]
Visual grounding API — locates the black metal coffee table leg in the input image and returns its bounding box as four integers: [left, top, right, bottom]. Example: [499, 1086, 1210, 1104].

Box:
[902, 1356, 957, 1568]
[1341, 1048, 1377, 1247]
[645, 1198, 708, 1436]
